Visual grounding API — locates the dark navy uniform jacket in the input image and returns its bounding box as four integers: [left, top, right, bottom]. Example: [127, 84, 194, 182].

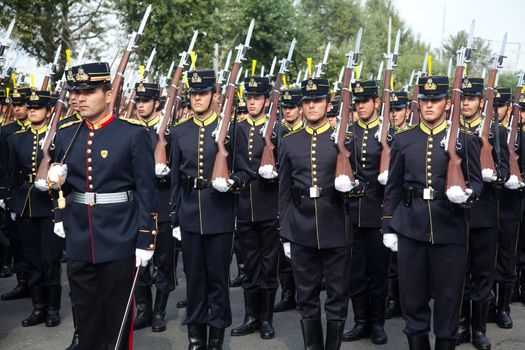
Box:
[500, 124, 522, 220]
[0, 119, 30, 199]
[279, 121, 351, 249]
[170, 113, 254, 235]
[54, 115, 158, 263]
[382, 120, 483, 245]
[461, 116, 510, 228]
[7, 125, 53, 217]
[236, 116, 278, 223]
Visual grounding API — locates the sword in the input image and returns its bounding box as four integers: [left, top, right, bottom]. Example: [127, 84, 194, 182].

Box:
[114, 265, 141, 350]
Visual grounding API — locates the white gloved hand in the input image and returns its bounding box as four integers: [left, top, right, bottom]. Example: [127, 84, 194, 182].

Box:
[504, 175, 525, 190]
[54, 222, 65, 238]
[378, 171, 389, 185]
[35, 179, 49, 191]
[0, 199, 5, 210]
[212, 177, 234, 192]
[48, 163, 68, 184]
[172, 226, 181, 240]
[446, 186, 473, 204]
[135, 249, 154, 267]
[155, 163, 171, 178]
[258, 165, 278, 179]
[482, 168, 497, 183]
[10, 212, 16, 221]
[334, 175, 359, 192]
[383, 233, 398, 252]
[283, 242, 291, 259]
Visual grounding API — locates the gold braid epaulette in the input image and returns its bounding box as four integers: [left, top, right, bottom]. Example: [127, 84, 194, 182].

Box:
[59, 119, 82, 129]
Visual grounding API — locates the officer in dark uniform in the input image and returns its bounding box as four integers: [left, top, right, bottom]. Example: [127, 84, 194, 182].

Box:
[49, 62, 158, 350]
[390, 91, 409, 131]
[231, 76, 279, 339]
[279, 78, 352, 350]
[457, 77, 510, 350]
[7, 89, 65, 327]
[382, 75, 483, 350]
[0, 87, 32, 301]
[170, 69, 253, 350]
[327, 97, 340, 128]
[131, 81, 175, 333]
[343, 79, 390, 345]
[273, 87, 303, 313]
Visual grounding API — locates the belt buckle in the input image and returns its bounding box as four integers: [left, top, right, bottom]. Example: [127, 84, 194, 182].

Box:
[193, 178, 204, 189]
[309, 186, 320, 199]
[85, 192, 96, 206]
[28, 174, 34, 183]
[423, 187, 435, 200]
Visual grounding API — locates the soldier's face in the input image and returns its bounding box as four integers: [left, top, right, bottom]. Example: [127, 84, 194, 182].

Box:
[355, 97, 379, 121]
[247, 94, 268, 118]
[136, 99, 158, 119]
[419, 98, 450, 125]
[497, 104, 509, 123]
[78, 87, 112, 120]
[461, 96, 483, 118]
[282, 106, 300, 124]
[391, 107, 408, 128]
[190, 91, 214, 115]
[13, 104, 28, 120]
[327, 116, 337, 128]
[27, 106, 48, 125]
[302, 98, 328, 125]
[69, 91, 79, 112]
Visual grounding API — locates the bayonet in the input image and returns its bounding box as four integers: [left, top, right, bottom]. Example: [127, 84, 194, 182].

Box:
[0, 19, 15, 57]
[138, 4, 152, 35]
[315, 41, 331, 78]
[179, 30, 198, 68]
[295, 69, 302, 86]
[143, 47, 156, 80]
[495, 32, 507, 68]
[447, 57, 453, 78]
[260, 65, 265, 77]
[268, 56, 277, 77]
[392, 29, 401, 66]
[377, 60, 384, 81]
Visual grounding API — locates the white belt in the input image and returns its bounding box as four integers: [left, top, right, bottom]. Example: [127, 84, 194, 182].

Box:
[72, 191, 134, 206]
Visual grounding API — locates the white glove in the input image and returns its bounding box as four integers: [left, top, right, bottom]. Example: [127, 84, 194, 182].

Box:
[258, 165, 278, 179]
[0, 199, 5, 210]
[212, 177, 234, 192]
[135, 248, 154, 267]
[155, 163, 170, 178]
[10, 212, 16, 221]
[334, 175, 359, 192]
[48, 163, 68, 185]
[54, 222, 65, 238]
[283, 242, 291, 259]
[172, 226, 181, 240]
[383, 233, 398, 252]
[482, 168, 497, 183]
[446, 186, 473, 204]
[35, 179, 49, 191]
[504, 175, 525, 190]
[378, 171, 389, 185]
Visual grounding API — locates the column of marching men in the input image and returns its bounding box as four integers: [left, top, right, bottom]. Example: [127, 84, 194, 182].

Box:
[2, 33, 525, 350]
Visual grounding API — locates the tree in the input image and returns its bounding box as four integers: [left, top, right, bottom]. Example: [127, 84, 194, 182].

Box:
[441, 30, 492, 77]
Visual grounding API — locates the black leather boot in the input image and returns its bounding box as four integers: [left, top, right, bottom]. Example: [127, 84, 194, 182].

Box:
[370, 296, 387, 344]
[188, 324, 207, 350]
[260, 290, 276, 339]
[229, 263, 246, 288]
[152, 290, 169, 332]
[385, 277, 401, 319]
[133, 286, 153, 330]
[407, 333, 431, 350]
[45, 285, 61, 327]
[1, 272, 30, 300]
[22, 285, 47, 327]
[343, 295, 370, 341]
[65, 304, 79, 350]
[274, 272, 296, 312]
[208, 327, 225, 350]
[300, 319, 323, 350]
[471, 301, 492, 350]
[435, 337, 457, 350]
[325, 320, 345, 350]
[231, 290, 260, 336]
[496, 282, 513, 329]
[456, 299, 471, 345]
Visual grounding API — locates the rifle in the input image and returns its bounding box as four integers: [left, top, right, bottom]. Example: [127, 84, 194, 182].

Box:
[507, 73, 524, 181]
[408, 52, 428, 125]
[314, 42, 331, 78]
[331, 65, 345, 99]
[124, 47, 156, 119]
[215, 49, 232, 109]
[211, 19, 255, 182]
[109, 4, 152, 114]
[154, 30, 198, 166]
[445, 20, 475, 193]
[334, 28, 362, 185]
[0, 19, 15, 59]
[378, 29, 400, 176]
[41, 44, 61, 91]
[259, 38, 296, 173]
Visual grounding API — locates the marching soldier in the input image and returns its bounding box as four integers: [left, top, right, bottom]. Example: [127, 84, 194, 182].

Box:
[279, 77, 353, 350]
[344, 79, 390, 345]
[0, 89, 13, 278]
[390, 91, 409, 131]
[48, 62, 158, 350]
[382, 75, 483, 350]
[326, 97, 340, 128]
[517, 96, 525, 304]
[281, 88, 303, 132]
[458, 77, 510, 350]
[231, 76, 279, 339]
[170, 69, 253, 350]
[132, 81, 175, 333]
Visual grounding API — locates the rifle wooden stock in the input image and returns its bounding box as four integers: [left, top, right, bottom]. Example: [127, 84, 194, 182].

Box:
[479, 69, 497, 173]
[509, 85, 523, 181]
[4, 104, 13, 124]
[379, 69, 393, 174]
[409, 84, 420, 124]
[125, 89, 136, 119]
[41, 76, 50, 91]
[109, 49, 132, 114]
[35, 81, 68, 181]
[445, 65, 467, 191]
[259, 72, 284, 170]
[211, 62, 241, 181]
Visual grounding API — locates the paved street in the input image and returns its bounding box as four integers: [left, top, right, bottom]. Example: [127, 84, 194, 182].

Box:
[1, 261, 524, 349]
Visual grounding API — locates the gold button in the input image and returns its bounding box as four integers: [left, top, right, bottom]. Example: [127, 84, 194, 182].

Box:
[362, 143, 367, 147]
[199, 169, 203, 174]
[199, 148, 204, 152]
[313, 171, 317, 175]
[88, 158, 92, 163]
[312, 150, 316, 155]
[427, 180, 432, 185]
[312, 143, 316, 147]
[200, 134, 204, 139]
[249, 132, 254, 137]
[428, 144, 433, 148]
[199, 141, 204, 145]
[201, 128, 205, 132]
[88, 176, 92, 180]
[149, 244, 155, 249]
[32, 168, 35, 172]
[152, 230, 157, 236]
[198, 176, 203, 180]
[313, 137, 317, 142]
[364, 136, 368, 140]
[363, 150, 367, 154]
[427, 172, 432, 177]
[427, 151, 432, 156]
[199, 162, 204, 167]
[312, 164, 317, 169]
[427, 165, 431, 170]
[89, 184, 93, 190]
[87, 149, 92, 154]
[429, 137, 433, 142]
[312, 157, 316, 162]
[250, 127, 255, 131]
[31, 157, 35, 161]
[313, 178, 318, 182]
[364, 130, 368, 134]
[248, 152, 252, 155]
[199, 155, 204, 160]
[88, 140, 93, 145]
[89, 132, 94, 137]
[32, 151, 36, 155]
[249, 145, 253, 149]
[88, 166, 92, 171]
[427, 158, 431, 162]
[362, 157, 366, 161]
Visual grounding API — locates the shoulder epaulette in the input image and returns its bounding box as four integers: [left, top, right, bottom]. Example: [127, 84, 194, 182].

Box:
[174, 117, 191, 127]
[283, 127, 304, 138]
[395, 125, 416, 134]
[459, 127, 474, 136]
[119, 117, 146, 126]
[59, 119, 82, 130]
[14, 128, 29, 134]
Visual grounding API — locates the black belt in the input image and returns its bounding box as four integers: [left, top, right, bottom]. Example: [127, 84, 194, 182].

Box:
[182, 176, 210, 193]
[296, 186, 334, 198]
